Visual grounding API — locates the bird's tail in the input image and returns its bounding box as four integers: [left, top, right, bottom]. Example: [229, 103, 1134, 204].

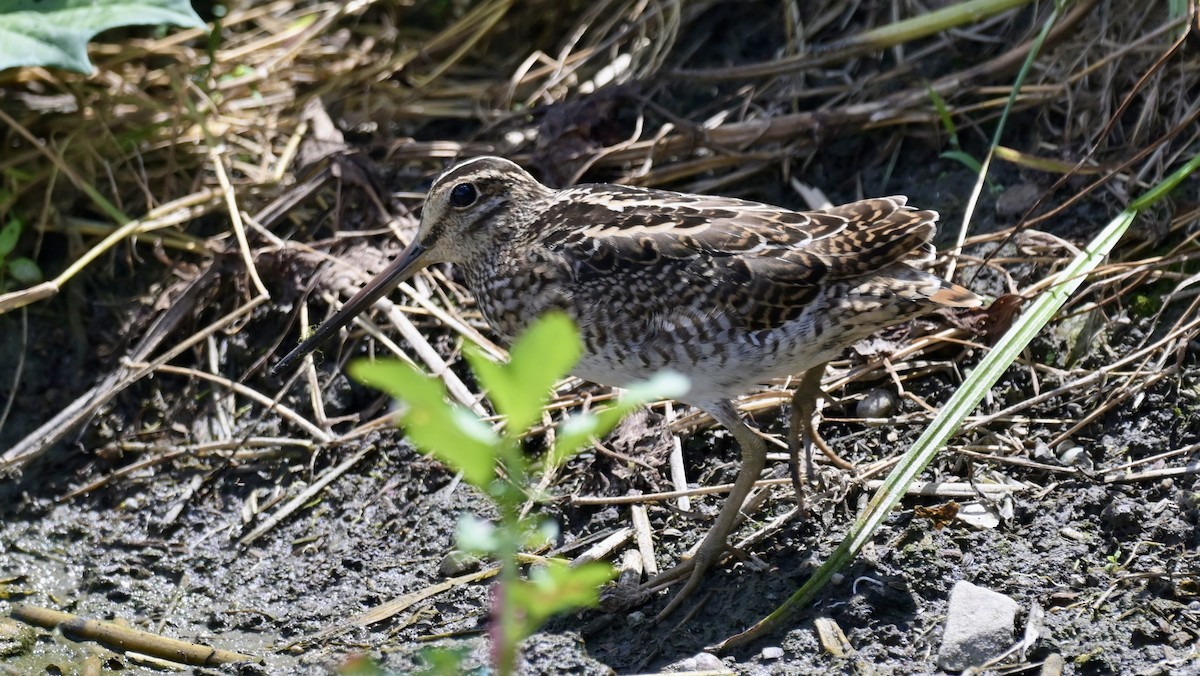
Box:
[849, 265, 982, 309]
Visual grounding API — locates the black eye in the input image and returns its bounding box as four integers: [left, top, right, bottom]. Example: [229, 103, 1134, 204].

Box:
[449, 183, 478, 207]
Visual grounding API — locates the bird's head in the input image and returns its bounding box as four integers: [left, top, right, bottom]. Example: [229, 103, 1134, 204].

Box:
[271, 156, 550, 375]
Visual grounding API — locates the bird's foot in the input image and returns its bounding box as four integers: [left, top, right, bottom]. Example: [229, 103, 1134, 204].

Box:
[599, 555, 699, 616]
[788, 363, 855, 500]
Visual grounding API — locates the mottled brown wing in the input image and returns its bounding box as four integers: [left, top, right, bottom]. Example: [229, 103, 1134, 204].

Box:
[542, 186, 938, 331]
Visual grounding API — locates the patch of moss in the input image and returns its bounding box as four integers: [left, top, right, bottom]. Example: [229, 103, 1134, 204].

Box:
[1130, 294, 1162, 318]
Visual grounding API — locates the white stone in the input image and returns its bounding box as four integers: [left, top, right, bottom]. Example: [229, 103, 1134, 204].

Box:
[938, 580, 1019, 671]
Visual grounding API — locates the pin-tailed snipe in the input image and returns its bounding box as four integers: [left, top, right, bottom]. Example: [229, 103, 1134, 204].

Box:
[273, 156, 982, 620]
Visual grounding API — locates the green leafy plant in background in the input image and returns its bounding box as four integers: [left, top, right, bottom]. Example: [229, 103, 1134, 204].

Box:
[928, 85, 990, 185]
[350, 312, 687, 676]
[0, 0, 203, 74]
[0, 217, 42, 290]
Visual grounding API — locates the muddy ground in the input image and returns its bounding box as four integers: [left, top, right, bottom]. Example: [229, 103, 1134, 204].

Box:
[2, 2, 1200, 675]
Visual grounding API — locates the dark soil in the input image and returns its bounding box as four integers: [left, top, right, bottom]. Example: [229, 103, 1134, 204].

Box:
[2, 2, 1199, 675]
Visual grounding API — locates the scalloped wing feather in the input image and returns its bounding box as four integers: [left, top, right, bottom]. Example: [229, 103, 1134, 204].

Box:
[533, 186, 979, 333]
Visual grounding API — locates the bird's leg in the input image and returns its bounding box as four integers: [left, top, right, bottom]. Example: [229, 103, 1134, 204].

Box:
[787, 362, 853, 499]
[643, 400, 769, 622]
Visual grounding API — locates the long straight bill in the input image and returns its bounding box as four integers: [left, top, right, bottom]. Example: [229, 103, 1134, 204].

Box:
[271, 242, 427, 376]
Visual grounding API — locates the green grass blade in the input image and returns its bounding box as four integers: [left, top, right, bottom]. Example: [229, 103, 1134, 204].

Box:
[947, 0, 1064, 278]
[939, 150, 984, 176]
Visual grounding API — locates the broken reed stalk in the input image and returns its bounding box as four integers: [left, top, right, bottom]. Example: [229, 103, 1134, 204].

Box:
[10, 603, 259, 667]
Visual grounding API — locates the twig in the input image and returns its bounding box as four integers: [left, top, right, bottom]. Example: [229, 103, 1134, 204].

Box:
[10, 603, 259, 667]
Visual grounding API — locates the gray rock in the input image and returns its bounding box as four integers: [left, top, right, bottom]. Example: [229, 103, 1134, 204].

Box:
[438, 549, 480, 576]
[856, 387, 897, 419]
[0, 618, 34, 658]
[761, 646, 784, 660]
[1040, 652, 1065, 676]
[662, 652, 726, 672]
[938, 580, 1019, 671]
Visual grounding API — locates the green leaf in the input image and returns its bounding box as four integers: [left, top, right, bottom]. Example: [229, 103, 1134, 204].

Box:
[349, 359, 500, 489]
[551, 370, 689, 467]
[939, 150, 984, 176]
[464, 312, 582, 437]
[454, 513, 498, 554]
[927, 85, 958, 140]
[0, 0, 205, 74]
[412, 646, 477, 676]
[6, 257, 42, 284]
[336, 654, 387, 676]
[0, 217, 20, 258]
[523, 517, 558, 550]
[509, 560, 614, 638]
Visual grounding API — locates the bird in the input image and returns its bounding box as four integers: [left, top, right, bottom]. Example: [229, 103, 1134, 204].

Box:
[272, 155, 982, 620]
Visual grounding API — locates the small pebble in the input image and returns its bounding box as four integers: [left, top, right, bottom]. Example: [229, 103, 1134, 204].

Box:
[1032, 441, 1054, 462]
[761, 646, 784, 660]
[0, 618, 34, 658]
[1040, 652, 1065, 676]
[1057, 446, 1090, 469]
[996, 183, 1041, 216]
[662, 652, 725, 672]
[938, 581, 1018, 671]
[856, 388, 896, 419]
[1058, 527, 1091, 542]
[438, 550, 481, 576]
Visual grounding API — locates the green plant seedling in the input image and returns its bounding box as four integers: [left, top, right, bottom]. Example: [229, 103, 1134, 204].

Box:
[0, 217, 43, 290]
[928, 86, 988, 181]
[350, 311, 687, 676]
